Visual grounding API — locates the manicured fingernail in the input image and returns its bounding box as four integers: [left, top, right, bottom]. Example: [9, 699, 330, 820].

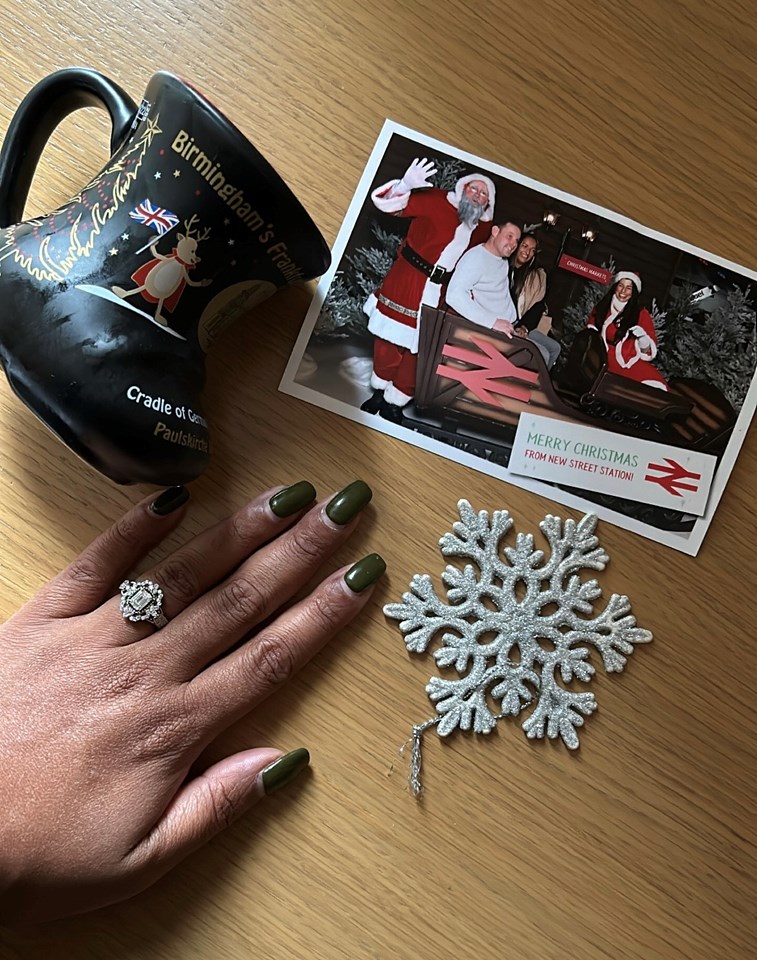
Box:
[269, 480, 317, 517]
[344, 553, 387, 592]
[150, 485, 190, 516]
[325, 480, 373, 525]
[261, 747, 310, 795]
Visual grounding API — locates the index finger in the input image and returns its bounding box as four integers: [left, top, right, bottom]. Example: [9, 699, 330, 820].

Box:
[185, 557, 386, 736]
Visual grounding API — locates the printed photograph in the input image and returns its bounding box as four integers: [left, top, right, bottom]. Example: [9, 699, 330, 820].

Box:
[280, 123, 757, 554]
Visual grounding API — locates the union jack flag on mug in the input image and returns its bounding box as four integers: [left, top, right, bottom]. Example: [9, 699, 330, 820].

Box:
[129, 199, 180, 235]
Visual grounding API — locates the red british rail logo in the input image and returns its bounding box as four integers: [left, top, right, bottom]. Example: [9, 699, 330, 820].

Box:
[644, 458, 701, 497]
[436, 336, 540, 406]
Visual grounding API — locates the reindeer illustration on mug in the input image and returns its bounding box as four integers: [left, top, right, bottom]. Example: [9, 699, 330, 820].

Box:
[113, 214, 213, 325]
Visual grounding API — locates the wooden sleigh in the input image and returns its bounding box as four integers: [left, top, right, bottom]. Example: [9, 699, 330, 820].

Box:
[412, 307, 736, 456]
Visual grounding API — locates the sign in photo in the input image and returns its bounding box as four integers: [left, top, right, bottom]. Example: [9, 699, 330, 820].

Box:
[557, 255, 614, 284]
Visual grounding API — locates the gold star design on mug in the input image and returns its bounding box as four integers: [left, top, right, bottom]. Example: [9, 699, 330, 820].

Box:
[173, 169, 181, 178]
[108, 247, 119, 256]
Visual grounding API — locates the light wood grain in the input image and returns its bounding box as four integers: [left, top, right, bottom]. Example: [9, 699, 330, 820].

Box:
[0, 0, 755, 958]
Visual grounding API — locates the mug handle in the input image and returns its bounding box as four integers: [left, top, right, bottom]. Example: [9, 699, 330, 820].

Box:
[0, 67, 138, 228]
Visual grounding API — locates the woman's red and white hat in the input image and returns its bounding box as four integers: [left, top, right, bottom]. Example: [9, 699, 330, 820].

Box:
[613, 271, 642, 292]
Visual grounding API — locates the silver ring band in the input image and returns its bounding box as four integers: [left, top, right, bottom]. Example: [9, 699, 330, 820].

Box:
[119, 579, 168, 629]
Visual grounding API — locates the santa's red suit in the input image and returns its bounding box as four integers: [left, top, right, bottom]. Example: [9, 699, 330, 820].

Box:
[588, 297, 668, 391]
[363, 173, 495, 406]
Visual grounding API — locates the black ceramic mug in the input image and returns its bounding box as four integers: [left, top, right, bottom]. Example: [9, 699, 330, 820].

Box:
[0, 69, 330, 484]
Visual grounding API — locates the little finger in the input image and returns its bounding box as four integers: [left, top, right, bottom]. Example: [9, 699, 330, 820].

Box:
[105, 480, 318, 644]
[33, 486, 190, 619]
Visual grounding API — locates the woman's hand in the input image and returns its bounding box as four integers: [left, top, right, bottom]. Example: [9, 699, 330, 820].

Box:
[0, 480, 384, 923]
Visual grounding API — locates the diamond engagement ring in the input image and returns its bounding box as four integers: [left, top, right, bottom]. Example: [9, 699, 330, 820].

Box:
[119, 579, 168, 628]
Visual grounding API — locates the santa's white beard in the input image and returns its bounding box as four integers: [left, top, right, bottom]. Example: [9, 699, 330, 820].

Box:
[457, 196, 486, 229]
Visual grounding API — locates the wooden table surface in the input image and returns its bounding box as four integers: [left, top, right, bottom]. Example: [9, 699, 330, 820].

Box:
[0, 1, 755, 957]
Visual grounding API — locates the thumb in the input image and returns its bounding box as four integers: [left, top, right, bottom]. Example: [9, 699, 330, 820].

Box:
[129, 748, 310, 873]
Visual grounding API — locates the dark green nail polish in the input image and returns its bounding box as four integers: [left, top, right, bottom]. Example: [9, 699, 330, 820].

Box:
[261, 747, 310, 795]
[344, 553, 387, 592]
[269, 480, 317, 517]
[325, 480, 373, 525]
[150, 486, 189, 516]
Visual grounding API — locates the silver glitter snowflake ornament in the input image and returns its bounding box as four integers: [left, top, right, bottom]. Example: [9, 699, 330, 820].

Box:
[384, 500, 652, 796]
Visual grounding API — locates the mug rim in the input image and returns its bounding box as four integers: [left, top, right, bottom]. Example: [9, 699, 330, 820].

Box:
[152, 70, 331, 276]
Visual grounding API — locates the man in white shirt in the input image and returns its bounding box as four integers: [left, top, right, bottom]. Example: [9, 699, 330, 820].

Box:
[446, 221, 561, 369]
[446, 221, 521, 335]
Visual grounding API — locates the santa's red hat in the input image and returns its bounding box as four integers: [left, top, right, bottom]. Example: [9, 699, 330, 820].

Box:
[613, 271, 642, 292]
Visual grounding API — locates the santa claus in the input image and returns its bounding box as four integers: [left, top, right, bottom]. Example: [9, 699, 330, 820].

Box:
[587, 271, 668, 391]
[360, 157, 496, 422]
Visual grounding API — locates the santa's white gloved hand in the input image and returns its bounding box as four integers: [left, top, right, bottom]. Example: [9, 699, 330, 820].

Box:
[396, 157, 437, 193]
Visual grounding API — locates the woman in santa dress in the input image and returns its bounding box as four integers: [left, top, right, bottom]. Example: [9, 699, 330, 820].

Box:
[586, 271, 668, 391]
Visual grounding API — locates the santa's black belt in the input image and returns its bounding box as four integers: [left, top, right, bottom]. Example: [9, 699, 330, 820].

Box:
[401, 245, 452, 285]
